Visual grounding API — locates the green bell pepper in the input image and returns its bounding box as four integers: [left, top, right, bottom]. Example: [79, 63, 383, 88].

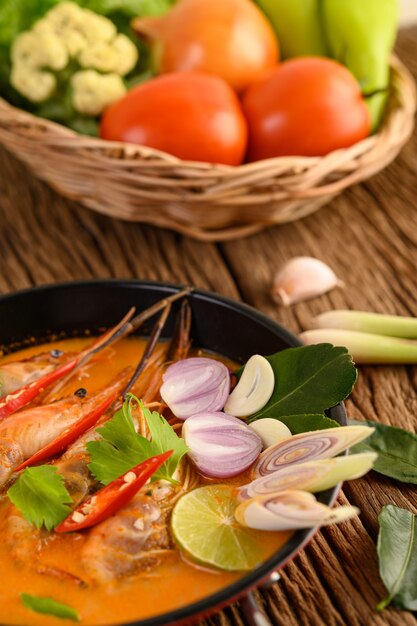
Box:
[322, 0, 398, 132]
[256, 0, 327, 59]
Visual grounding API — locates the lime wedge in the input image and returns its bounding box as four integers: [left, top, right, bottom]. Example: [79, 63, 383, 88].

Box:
[171, 485, 263, 571]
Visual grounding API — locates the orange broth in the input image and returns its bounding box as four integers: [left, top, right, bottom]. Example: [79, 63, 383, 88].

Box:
[0, 338, 291, 625]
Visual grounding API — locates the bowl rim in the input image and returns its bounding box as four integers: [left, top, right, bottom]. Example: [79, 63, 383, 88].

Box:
[0, 279, 347, 626]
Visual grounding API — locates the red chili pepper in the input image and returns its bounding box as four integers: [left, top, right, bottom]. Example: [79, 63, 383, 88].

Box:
[14, 393, 117, 472]
[0, 358, 79, 420]
[55, 450, 173, 533]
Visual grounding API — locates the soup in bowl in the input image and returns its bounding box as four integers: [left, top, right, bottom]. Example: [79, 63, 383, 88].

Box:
[0, 281, 373, 626]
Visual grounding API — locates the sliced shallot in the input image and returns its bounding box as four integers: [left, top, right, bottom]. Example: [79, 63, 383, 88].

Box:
[238, 452, 377, 500]
[253, 426, 374, 477]
[182, 412, 262, 478]
[235, 490, 359, 531]
[160, 357, 230, 420]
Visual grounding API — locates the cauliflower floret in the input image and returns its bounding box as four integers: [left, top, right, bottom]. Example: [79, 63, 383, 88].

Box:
[12, 30, 68, 71]
[112, 34, 139, 76]
[79, 34, 138, 76]
[11, 65, 56, 102]
[47, 3, 116, 43]
[76, 9, 117, 44]
[34, 19, 87, 57]
[71, 70, 126, 116]
[9, 2, 139, 117]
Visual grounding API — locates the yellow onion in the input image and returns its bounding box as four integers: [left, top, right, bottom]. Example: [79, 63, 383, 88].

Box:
[133, 0, 279, 92]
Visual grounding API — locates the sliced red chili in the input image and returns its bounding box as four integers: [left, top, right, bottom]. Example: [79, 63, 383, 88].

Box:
[15, 393, 117, 472]
[0, 357, 79, 420]
[55, 450, 173, 533]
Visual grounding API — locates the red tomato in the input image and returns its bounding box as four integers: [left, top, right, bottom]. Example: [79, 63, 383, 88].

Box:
[242, 58, 371, 160]
[100, 73, 248, 166]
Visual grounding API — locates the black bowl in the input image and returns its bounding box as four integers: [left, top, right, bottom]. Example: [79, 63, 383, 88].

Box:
[0, 280, 346, 626]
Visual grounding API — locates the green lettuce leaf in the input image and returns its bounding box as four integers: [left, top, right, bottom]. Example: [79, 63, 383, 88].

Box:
[7, 466, 73, 531]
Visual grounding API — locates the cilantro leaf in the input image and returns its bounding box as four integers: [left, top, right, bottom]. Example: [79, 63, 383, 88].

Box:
[21, 593, 80, 622]
[142, 404, 188, 481]
[87, 397, 188, 485]
[7, 466, 73, 531]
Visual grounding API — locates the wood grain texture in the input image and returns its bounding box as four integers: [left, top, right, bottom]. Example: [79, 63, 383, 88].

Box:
[1, 27, 417, 626]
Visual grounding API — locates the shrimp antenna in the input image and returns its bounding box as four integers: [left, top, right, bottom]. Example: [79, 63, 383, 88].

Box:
[122, 301, 173, 400]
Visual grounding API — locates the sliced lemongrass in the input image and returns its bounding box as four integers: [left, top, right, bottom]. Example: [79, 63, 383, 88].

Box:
[312, 310, 417, 339]
[224, 355, 274, 417]
[239, 452, 377, 500]
[272, 257, 342, 306]
[235, 490, 359, 531]
[182, 412, 262, 478]
[249, 418, 291, 448]
[253, 426, 374, 477]
[300, 329, 417, 364]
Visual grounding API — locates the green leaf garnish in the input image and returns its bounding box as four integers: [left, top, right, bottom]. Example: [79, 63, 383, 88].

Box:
[249, 344, 357, 422]
[21, 593, 80, 621]
[349, 419, 417, 484]
[7, 466, 72, 531]
[88, 396, 188, 485]
[278, 414, 340, 434]
[377, 505, 417, 611]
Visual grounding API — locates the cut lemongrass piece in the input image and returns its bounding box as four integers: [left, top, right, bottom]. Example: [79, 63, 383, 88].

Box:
[249, 418, 291, 448]
[300, 329, 417, 364]
[312, 310, 417, 339]
[224, 355, 274, 417]
[253, 426, 374, 477]
[235, 490, 359, 531]
[238, 452, 377, 500]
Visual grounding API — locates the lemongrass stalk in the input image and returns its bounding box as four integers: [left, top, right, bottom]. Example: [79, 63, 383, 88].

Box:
[235, 490, 359, 531]
[239, 452, 377, 500]
[312, 310, 417, 339]
[300, 329, 417, 364]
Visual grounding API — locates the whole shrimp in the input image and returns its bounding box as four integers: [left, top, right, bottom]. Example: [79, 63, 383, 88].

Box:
[0, 288, 191, 420]
[81, 485, 178, 583]
[0, 350, 71, 399]
[0, 369, 131, 488]
[54, 300, 192, 503]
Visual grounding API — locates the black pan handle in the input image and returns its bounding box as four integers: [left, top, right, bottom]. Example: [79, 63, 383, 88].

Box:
[239, 572, 281, 626]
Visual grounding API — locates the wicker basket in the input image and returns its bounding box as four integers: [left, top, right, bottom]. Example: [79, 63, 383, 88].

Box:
[0, 56, 415, 241]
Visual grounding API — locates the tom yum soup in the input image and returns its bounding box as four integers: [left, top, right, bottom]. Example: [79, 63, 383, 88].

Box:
[0, 293, 376, 625]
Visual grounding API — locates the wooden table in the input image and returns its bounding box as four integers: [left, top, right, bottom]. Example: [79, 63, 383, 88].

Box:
[1, 28, 417, 626]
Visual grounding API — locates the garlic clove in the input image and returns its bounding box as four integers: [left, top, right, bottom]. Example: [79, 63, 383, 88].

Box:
[249, 418, 291, 448]
[224, 355, 274, 417]
[272, 256, 343, 306]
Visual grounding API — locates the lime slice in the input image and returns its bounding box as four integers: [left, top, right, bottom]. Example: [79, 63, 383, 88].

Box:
[171, 485, 263, 571]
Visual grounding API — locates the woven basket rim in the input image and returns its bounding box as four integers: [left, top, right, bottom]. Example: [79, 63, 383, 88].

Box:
[0, 55, 415, 241]
[0, 55, 414, 172]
